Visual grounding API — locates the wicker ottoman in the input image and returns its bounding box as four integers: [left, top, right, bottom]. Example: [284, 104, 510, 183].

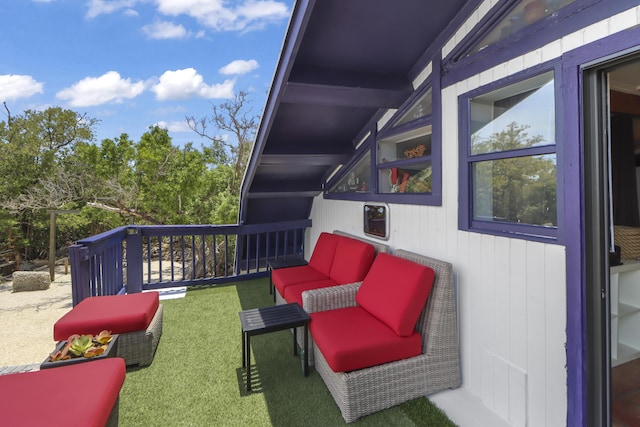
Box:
[54, 292, 163, 367]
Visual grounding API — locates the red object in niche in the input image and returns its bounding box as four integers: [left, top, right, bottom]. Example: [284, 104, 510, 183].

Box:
[524, 0, 545, 24]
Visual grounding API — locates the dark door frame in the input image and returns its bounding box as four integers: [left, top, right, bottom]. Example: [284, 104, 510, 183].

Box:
[562, 27, 640, 427]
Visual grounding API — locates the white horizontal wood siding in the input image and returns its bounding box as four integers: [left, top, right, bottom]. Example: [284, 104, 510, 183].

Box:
[309, 5, 640, 427]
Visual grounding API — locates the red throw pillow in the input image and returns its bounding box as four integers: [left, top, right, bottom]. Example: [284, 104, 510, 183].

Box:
[356, 253, 434, 336]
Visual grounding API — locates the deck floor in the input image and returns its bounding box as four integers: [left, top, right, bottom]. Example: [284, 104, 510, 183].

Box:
[613, 358, 640, 426]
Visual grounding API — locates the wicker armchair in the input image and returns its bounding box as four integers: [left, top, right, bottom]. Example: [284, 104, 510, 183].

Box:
[303, 249, 460, 422]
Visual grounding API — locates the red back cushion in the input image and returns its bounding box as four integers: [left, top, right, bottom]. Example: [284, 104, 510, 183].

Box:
[329, 236, 375, 284]
[308, 232, 339, 276]
[356, 253, 435, 337]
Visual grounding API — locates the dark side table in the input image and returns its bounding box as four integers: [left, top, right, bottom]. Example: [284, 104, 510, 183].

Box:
[267, 258, 308, 301]
[239, 303, 311, 392]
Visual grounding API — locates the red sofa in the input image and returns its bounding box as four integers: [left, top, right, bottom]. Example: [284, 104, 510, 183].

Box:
[272, 232, 377, 306]
[305, 249, 461, 422]
[0, 358, 126, 427]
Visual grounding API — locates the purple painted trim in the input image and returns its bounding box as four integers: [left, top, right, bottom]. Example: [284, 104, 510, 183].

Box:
[442, 0, 638, 87]
[239, 0, 316, 224]
[562, 25, 640, 427]
[324, 55, 444, 207]
[457, 60, 561, 242]
[410, 0, 484, 80]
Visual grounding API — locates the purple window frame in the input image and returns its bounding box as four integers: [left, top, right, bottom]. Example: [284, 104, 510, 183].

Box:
[324, 56, 443, 206]
[458, 60, 564, 243]
[441, 0, 640, 87]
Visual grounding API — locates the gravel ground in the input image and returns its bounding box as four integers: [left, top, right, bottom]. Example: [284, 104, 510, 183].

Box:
[0, 266, 72, 367]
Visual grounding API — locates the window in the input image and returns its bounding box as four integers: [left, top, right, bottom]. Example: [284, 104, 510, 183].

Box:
[460, 70, 558, 239]
[468, 0, 577, 56]
[377, 126, 433, 194]
[364, 203, 389, 240]
[327, 152, 371, 194]
[324, 58, 442, 206]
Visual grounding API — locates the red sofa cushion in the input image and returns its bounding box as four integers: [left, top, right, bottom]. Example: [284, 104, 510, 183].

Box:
[310, 306, 422, 372]
[356, 253, 435, 337]
[283, 279, 338, 305]
[0, 357, 126, 427]
[329, 236, 375, 284]
[308, 232, 339, 276]
[54, 292, 160, 341]
[272, 266, 329, 296]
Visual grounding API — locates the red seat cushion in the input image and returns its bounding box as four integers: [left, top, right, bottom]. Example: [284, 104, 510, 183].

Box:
[0, 357, 126, 427]
[54, 292, 160, 341]
[329, 236, 375, 284]
[308, 232, 340, 276]
[272, 266, 330, 296]
[310, 306, 422, 372]
[356, 253, 435, 336]
[283, 279, 338, 305]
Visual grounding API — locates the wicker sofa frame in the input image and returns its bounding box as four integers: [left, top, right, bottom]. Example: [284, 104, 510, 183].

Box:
[116, 303, 164, 366]
[303, 249, 460, 422]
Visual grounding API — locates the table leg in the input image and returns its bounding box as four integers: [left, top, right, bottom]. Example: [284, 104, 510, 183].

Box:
[246, 334, 251, 391]
[242, 330, 246, 368]
[269, 269, 273, 295]
[292, 327, 298, 356]
[303, 323, 309, 377]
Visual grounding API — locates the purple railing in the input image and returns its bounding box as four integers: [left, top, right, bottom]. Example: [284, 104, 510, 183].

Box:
[68, 220, 311, 306]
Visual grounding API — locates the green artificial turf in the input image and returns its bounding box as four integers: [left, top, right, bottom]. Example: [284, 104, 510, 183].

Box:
[119, 278, 457, 426]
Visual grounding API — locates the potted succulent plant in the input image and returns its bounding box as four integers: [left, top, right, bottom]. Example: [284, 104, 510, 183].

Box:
[42, 330, 118, 369]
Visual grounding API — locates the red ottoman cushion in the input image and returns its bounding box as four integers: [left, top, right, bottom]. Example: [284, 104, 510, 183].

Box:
[0, 358, 126, 427]
[54, 292, 159, 341]
[310, 306, 422, 372]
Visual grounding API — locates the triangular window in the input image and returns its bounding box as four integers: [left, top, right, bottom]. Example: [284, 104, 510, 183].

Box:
[392, 88, 432, 128]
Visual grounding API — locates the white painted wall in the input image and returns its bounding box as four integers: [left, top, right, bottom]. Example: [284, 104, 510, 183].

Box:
[307, 5, 640, 427]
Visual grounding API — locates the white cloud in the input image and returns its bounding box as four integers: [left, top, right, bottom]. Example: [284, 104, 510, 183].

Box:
[142, 21, 188, 39]
[155, 120, 192, 133]
[219, 59, 259, 76]
[151, 68, 234, 101]
[0, 75, 44, 102]
[86, 0, 137, 19]
[56, 71, 145, 107]
[155, 0, 289, 32]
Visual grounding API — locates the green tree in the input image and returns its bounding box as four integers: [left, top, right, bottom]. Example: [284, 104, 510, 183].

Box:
[473, 122, 557, 226]
[186, 91, 257, 197]
[0, 105, 97, 259]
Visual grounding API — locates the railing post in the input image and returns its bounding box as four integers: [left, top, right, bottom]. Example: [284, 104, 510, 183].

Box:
[69, 244, 90, 306]
[126, 227, 143, 294]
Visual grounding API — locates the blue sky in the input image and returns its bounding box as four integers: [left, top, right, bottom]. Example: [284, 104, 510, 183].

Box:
[0, 0, 293, 147]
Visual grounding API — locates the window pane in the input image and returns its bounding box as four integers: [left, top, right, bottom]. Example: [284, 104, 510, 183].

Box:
[471, 72, 554, 155]
[379, 161, 432, 194]
[393, 88, 433, 127]
[328, 152, 371, 193]
[469, 0, 577, 55]
[378, 127, 432, 163]
[473, 154, 557, 227]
